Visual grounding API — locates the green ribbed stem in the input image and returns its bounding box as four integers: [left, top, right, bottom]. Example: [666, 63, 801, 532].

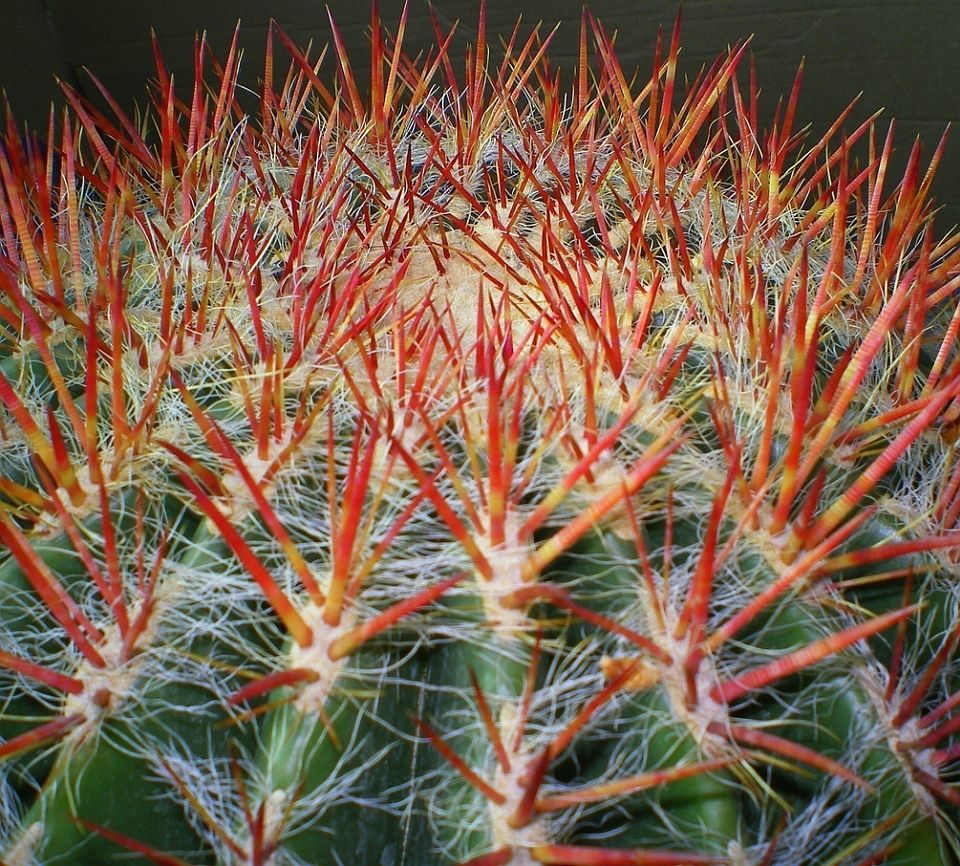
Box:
[258, 588, 531, 865]
[6, 521, 251, 864]
[546, 531, 742, 856]
[737, 573, 949, 865]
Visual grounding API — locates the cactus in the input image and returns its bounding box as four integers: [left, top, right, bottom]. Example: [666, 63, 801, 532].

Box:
[2, 6, 960, 865]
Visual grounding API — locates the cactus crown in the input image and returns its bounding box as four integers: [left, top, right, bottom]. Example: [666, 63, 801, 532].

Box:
[1, 6, 960, 866]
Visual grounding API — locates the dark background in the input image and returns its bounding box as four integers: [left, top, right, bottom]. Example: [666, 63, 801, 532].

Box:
[3, 1, 959, 233]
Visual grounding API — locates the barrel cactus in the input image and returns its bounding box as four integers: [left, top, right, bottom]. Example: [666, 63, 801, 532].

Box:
[2, 6, 960, 865]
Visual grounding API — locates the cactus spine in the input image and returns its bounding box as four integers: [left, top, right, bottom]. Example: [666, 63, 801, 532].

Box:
[1, 7, 960, 865]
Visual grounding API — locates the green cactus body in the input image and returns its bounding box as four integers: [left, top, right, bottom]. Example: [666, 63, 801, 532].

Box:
[2, 8, 960, 866]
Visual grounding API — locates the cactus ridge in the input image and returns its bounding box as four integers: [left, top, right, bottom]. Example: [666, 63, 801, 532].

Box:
[1, 5, 960, 865]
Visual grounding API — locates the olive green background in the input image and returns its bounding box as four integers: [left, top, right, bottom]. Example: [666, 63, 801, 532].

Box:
[2, 0, 959, 232]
